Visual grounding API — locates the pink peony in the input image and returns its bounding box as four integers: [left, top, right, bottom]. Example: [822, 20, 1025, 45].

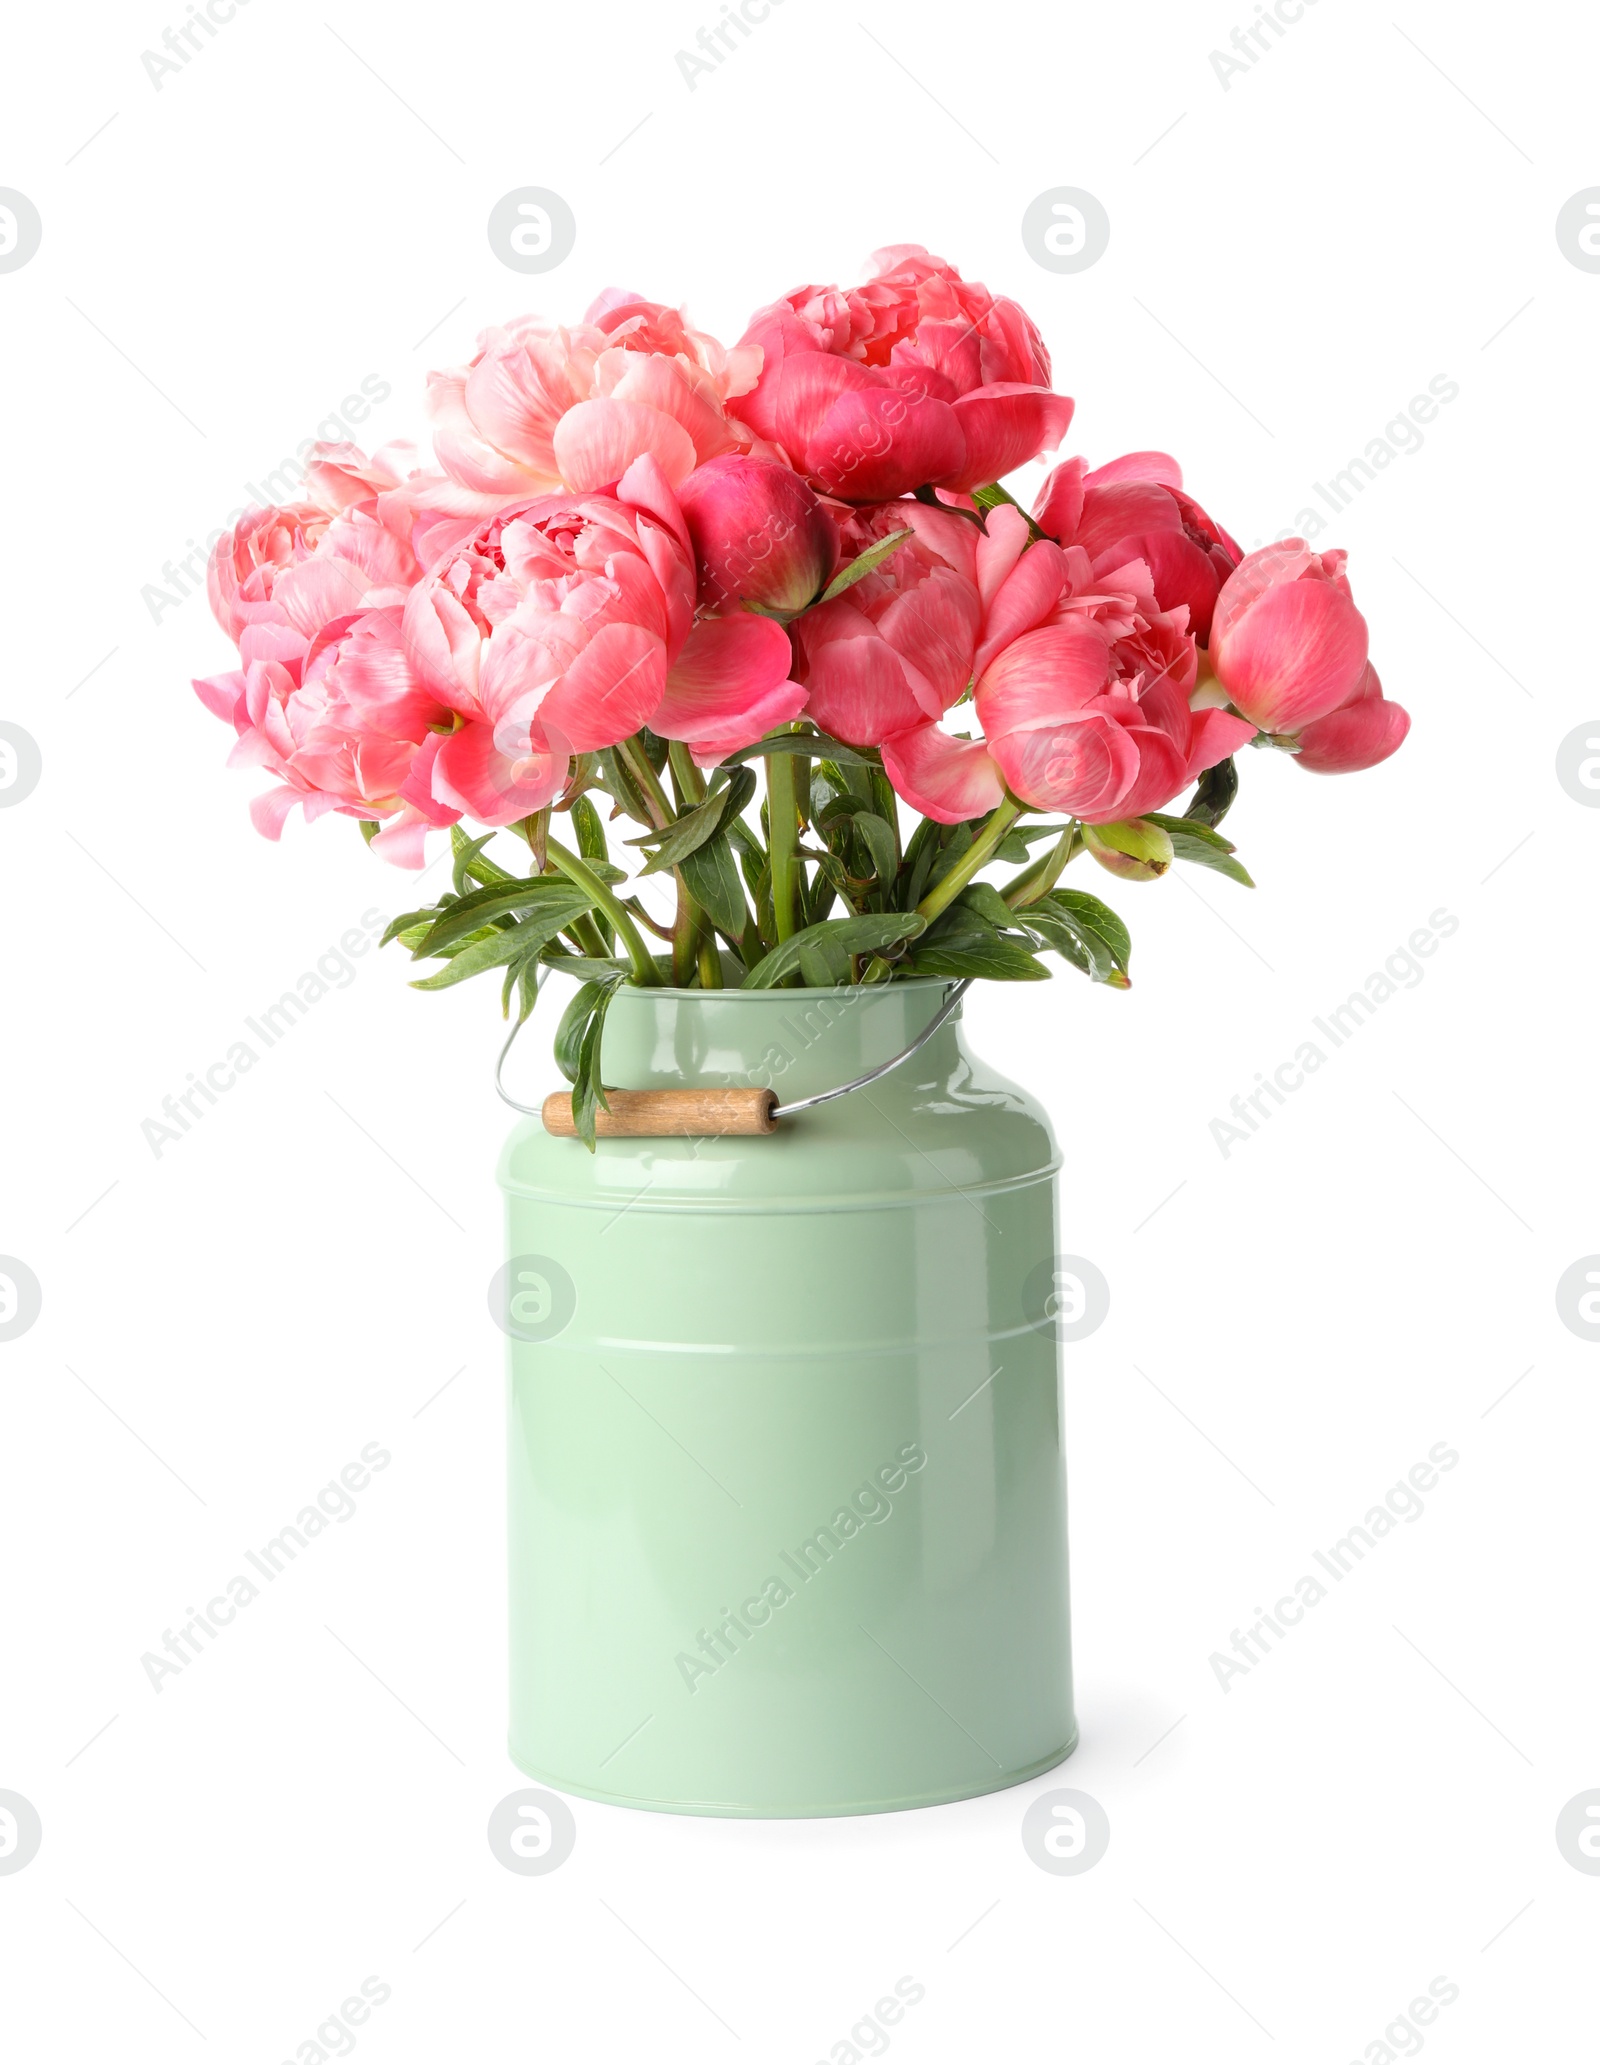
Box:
[877, 507, 1255, 824]
[1204, 541, 1410, 771]
[196, 606, 454, 864]
[737, 246, 1074, 501]
[422, 293, 763, 514]
[1034, 451, 1241, 643]
[207, 442, 421, 661]
[401, 457, 797, 821]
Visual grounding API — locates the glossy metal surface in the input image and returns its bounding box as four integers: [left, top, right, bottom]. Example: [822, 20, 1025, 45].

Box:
[499, 980, 1076, 1816]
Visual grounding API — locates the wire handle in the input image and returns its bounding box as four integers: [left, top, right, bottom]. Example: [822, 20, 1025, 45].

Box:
[497, 976, 972, 1130]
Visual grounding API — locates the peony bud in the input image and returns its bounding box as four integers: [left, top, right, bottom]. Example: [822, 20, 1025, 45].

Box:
[1082, 818, 1174, 882]
[677, 455, 838, 617]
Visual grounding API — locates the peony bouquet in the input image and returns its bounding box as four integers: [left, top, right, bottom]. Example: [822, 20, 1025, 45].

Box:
[193, 245, 1409, 1140]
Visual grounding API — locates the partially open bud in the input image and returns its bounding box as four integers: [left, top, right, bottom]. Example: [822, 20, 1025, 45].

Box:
[677, 454, 838, 617]
[1082, 817, 1174, 882]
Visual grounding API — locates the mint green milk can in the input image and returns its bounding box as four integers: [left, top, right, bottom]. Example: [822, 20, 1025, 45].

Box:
[498, 978, 1076, 1815]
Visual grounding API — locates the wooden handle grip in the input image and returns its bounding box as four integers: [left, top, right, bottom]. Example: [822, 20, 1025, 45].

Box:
[540, 1088, 779, 1138]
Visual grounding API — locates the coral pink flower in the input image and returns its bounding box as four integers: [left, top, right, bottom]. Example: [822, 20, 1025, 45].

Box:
[1034, 451, 1241, 642]
[791, 499, 1063, 747]
[207, 442, 421, 659]
[738, 246, 1074, 501]
[677, 454, 838, 615]
[401, 457, 797, 818]
[422, 294, 763, 514]
[1207, 541, 1371, 734]
[878, 508, 1255, 823]
[195, 606, 454, 863]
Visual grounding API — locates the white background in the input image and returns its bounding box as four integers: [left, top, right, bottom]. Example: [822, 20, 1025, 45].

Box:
[2, 0, 1596, 2058]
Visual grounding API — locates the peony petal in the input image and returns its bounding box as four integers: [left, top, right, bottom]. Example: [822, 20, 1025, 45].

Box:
[536, 619, 667, 750]
[804, 378, 965, 502]
[974, 623, 1111, 738]
[651, 614, 797, 748]
[1214, 574, 1369, 732]
[798, 630, 927, 746]
[974, 538, 1069, 677]
[552, 397, 698, 492]
[248, 785, 305, 840]
[880, 725, 1005, 825]
[1105, 528, 1225, 642]
[1083, 450, 1183, 490]
[1184, 706, 1258, 776]
[991, 712, 1140, 818]
[429, 719, 568, 824]
[194, 670, 246, 724]
[941, 386, 1075, 492]
[1295, 696, 1410, 773]
[1033, 457, 1086, 543]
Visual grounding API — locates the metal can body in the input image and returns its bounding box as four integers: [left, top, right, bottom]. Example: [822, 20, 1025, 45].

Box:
[499, 981, 1076, 1816]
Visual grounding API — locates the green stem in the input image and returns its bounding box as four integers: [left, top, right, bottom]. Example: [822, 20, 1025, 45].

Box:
[667, 740, 707, 808]
[916, 796, 1024, 924]
[545, 835, 660, 986]
[1004, 825, 1082, 909]
[621, 738, 674, 830]
[671, 880, 700, 986]
[569, 912, 611, 959]
[767, 742, 803, 948]
[697, 933, 723, 988]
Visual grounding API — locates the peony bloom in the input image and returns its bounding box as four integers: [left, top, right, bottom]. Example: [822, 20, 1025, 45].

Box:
[790, 500, 1013, 746]
[877, 507, 1255, 823]
[676, 454, 838, 615]
[207, 441, 421, 659]
[737, 245, 1074, 501]
[196, 606, 455, 864]
[1034, 451, 1241, 643]
[401, 456, 798, 822]
[422, 293, 763, 514]
[1207, 541, 1370, 734]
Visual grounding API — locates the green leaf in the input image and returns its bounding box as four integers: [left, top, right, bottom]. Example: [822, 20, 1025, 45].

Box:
[911, 935, 1051, 981]
[1023, 888, 1132, 988]
[679, 832, 750, 939]
[553, 971, 626, 1150]
[1144, 810, 1255, 887]
[852, 811, 898, 886]
[381, 905, 443, 949]
[741, 910, 926, 989]
[412, 877, 588, 959]
[816, 527, 913, 603]
[1183, 756, 1239, 829]
[450, 826, 513, 895]
[630, 766, 756, 874]
[950, 882, 1017, 930]
[539, 949, 631, 981]
[410, 887, 598, 990]
[570, 793, 609, 865]
[719, 731, 874, 769]
[553, 978, 608, 1082]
